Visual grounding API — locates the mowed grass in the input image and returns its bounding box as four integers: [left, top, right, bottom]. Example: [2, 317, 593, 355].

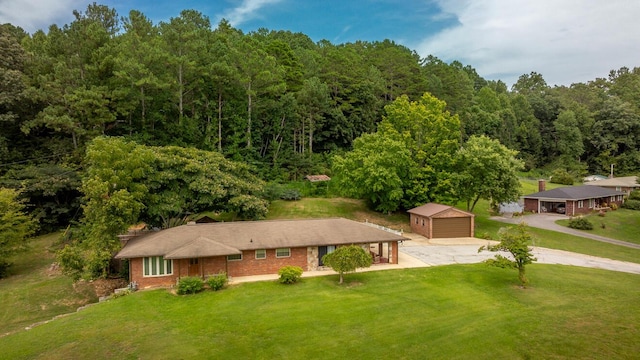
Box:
[556, 209, 640, 244]
[0, 233, 97, 336]
[267, 197, 409, 230]
[1, 265, 638, 359]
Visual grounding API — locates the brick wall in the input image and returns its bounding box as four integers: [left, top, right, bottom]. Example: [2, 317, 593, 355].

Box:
[410, 214, 431, 238]
[226, 248, 308, 277]
[129, 242, 399, 288]
[524, 198, 538, 212]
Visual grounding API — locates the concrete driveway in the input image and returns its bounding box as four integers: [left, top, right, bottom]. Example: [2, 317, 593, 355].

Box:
[398, 235, 640, 275]
[490, 213, 640, 249]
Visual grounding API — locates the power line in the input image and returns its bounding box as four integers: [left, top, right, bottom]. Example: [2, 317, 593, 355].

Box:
[0, 153, 73, 167]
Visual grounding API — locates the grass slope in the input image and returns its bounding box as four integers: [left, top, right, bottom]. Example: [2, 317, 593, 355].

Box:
[1, 265, 638, 359]
[0, 233, 97, 336]
[556, 209, 640, 244]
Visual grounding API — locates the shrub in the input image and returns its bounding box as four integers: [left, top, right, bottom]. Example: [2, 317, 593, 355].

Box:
[280, 189, 301, 201]
[550, 169, 574, 185]
[610, 203, 618, 210]
[177, 276, 204, 295]
[568, 217, 593, 230]
[278, 266, 303, 284]
[263, 183, 285, 201]
[629, 190, 640, 201]
[207, 272, 228, 291]
[622, 199, 640, 210]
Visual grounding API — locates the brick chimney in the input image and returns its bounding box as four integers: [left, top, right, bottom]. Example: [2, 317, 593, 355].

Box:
[538, 179, 546, 192]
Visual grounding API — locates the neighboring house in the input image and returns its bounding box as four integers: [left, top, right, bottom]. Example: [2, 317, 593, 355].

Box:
[584, 176, 639, 195]
[523, 185, 625, 216]
[115, 218, 406, 288]
[583, 174, 608, 182]
[408, 203, 475, 239]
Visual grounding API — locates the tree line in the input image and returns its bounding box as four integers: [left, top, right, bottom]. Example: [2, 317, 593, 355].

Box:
[1, 3, 640, 233]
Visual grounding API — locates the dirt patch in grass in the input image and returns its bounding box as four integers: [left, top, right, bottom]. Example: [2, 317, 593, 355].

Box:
[87, 278, 128, 298]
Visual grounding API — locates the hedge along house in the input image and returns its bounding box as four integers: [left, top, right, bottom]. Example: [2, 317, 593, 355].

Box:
[115, 218, 407, 288]
[523, 185, 625, 216]
[407, 203, 475, 239]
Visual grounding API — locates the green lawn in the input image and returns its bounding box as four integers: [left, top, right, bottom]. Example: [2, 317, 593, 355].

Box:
[267, 197, 409, 230]
[468, 198, 640, 264]
[556, 209, 640, 244]
[1, 265, 638, 359]
[0, 233, 97, 336]
[519, 178, 566, 194]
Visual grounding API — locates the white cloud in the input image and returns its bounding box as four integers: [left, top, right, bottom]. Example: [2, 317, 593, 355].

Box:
[217, 0, 283, 26]
[0, 0, 86, 33]
[416, 0, 640, 86]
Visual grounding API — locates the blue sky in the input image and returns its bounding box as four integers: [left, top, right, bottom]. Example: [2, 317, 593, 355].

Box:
[2, 0, 640, 86]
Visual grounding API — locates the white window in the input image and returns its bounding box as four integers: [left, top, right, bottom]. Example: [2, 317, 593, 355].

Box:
[415, 217, 418, 224]
[618, 195, 623, 201]
[611, 196, 615, 202]
[276, 248, 291, 258]
[227, 253, 242, 261]
[255, 249, 266, 259]
[588, 199, 594, 208]
[577, 200, 583, 208]
[143, 256, 173, 277]
[616, 186, 621, 191]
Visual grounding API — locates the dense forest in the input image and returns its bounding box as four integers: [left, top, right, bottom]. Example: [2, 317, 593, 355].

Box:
[1, 3, 640, 235]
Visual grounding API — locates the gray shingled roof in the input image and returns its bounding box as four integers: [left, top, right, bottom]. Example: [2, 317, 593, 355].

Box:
[115, 218, 407, 259]
[524, 185, 625, 200]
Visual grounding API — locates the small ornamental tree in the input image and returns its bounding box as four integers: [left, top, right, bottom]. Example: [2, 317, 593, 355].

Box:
[0, 188, 37, 277]
[478, 223, 537, 287]
[321, 245, 372, 284]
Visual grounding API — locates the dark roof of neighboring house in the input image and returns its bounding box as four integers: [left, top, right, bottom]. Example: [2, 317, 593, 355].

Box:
[407, 203, 474, 218]
[115, 218, 407, 259]
[523, 186, 625, 200]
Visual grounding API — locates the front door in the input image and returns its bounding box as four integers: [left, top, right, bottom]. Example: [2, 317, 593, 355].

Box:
[188, 258, 199, 277]
[318, 245, 336, 266]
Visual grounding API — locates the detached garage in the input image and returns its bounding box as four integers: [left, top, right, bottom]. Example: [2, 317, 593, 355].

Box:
[408, 203, 475, 239]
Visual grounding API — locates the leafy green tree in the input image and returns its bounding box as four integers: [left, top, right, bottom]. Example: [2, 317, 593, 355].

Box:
[383, 93, 461, 206]
[332, 125, 412, 213]
[0, 165, 81, 233]
[479, 224, 537, 287]
[0, 188, 37, 277]
[78, 137, 154, 277]
[592, 97, 640, 174]
[454, 135, 523, 212]
[554, 110, 584, 161]
[321, 245, 372, 284]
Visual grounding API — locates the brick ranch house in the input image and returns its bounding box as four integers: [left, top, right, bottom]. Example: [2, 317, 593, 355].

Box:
[115, 218, 407, 288]
[523, 183, 625, 217]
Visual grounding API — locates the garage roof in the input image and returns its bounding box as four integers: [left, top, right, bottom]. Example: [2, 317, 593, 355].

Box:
[407, 203, 474, 218]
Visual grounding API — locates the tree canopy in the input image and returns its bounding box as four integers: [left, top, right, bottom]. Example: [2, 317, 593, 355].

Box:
[0, 3, 638, 267]
[0, 188, 37, 277]
[321, 245, 372, 284]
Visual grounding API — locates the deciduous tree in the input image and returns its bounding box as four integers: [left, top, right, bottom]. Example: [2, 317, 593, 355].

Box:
[454, 135, 523, 212]
[0, 188, 37, 277]
[478, 224, 537, 287]
[321, 245, 372, 284]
